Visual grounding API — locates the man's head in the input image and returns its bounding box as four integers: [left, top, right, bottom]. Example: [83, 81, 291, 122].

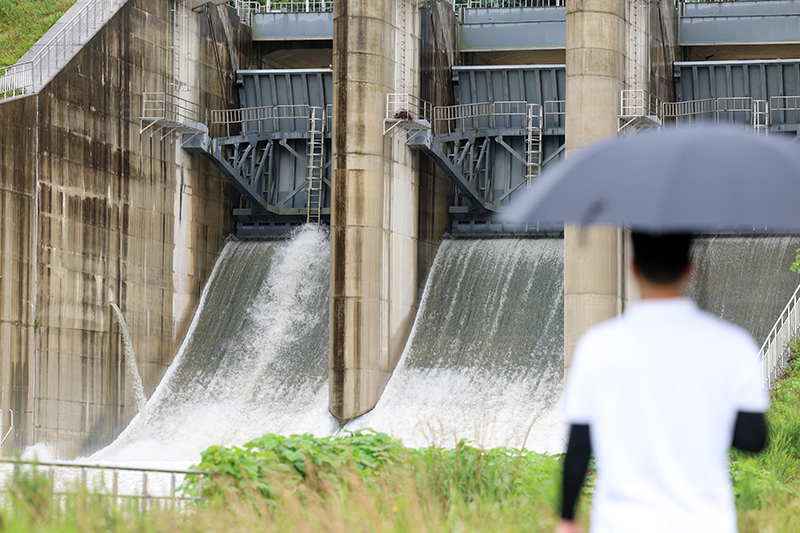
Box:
[631, 232, 694, 285]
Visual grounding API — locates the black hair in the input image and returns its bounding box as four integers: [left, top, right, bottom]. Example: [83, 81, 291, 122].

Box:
[631, 232, 693, 284]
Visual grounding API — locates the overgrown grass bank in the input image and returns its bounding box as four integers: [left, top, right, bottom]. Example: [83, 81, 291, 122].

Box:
[0, 0, 77, 68]
[2, 347, 798, 531]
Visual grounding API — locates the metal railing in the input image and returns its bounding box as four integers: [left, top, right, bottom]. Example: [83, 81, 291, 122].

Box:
[621, 89, 662, 119]
[384, 93, 433, 135]
[231, 0, 332, 25]
[760, 282, 800, 390]
[434, 100, 552, 134]
[140, 92, 209, 140]
[769, 96, 800, 129]
[663, 98, 716, 123]
[662, 97, 770, 131]
[0, 0, 127, 100]
[0, 459, 207, 510]
[212, 104, 327, 137]
[544, 99, 565, 130]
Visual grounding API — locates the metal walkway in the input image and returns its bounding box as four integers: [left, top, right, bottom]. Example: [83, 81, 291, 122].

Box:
[183, 69, 333, 238]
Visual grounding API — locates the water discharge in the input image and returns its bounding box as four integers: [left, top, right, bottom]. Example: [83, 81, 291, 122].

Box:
[346, 238, 566, 452]
[92, 225, 333, 466]
[689, 236, 800, 343]
[109, 302, 148, 424]
[86, 233, 798, 470]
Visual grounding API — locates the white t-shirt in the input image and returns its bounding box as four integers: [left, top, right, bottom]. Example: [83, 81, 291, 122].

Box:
[564, 297, 768, 533]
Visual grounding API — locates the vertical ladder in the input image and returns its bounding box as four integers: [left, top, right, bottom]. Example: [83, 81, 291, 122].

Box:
[398, 0, 407, 95]
[753, 100, 769, 137]
[172, 0, 189, 92]
[306, 106, 325, 226]
[525, 104, 543, 187]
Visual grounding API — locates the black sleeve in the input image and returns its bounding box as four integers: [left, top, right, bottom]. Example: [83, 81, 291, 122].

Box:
[561, 424, 592, 520]
[732, 411, 768, 453]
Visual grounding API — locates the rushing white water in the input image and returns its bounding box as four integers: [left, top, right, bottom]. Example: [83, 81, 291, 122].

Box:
[109, 302, 148, 424]
[346, 238, 566, 453]
[689, 236, 800, 343]
[91, 225, 334, 467]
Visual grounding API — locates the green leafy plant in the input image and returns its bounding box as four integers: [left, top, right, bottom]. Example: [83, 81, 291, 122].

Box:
[791, 248, 800, 275]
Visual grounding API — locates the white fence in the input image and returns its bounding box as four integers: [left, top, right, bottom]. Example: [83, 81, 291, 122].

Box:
[0, 459, 207, 511]
[760, 283, 800, 390]
[0, 0, 127, 100]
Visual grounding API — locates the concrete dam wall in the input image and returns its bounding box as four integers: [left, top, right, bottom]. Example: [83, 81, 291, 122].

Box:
[0, 0, 249, 456]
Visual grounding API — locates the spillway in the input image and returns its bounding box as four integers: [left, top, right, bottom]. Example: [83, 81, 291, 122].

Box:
[87, 232, 798, 466]
[92, 226, 333, 465]
[347, 238, 566, 452]
[689, 236, 800, 343]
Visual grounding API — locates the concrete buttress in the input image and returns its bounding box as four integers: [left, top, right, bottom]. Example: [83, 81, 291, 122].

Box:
[330, 0, 423, 420]
[563, 1, 629, 371]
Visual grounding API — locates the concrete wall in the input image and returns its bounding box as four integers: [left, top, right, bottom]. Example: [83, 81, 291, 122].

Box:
[0, 0, 248, 457]
[563, 1, 630, 371]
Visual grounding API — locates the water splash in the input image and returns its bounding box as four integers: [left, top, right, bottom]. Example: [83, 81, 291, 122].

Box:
[346, 238, 566, 453]
[689, 236, 800, 342]
[109, 302, 148, 424]
[93, 225, 334, 465]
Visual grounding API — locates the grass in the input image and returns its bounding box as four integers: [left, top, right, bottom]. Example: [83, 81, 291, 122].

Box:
[1, 345, 798, 531]
[0, 0, 77, 68]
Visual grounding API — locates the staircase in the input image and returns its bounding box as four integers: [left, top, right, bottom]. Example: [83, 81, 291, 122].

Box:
[0, 0, 128, 101]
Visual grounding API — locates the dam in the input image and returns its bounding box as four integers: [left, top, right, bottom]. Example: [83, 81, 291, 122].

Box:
[1, 0, 800, 460]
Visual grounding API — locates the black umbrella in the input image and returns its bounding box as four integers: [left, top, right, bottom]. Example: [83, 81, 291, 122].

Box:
[501, 125, 800, 233]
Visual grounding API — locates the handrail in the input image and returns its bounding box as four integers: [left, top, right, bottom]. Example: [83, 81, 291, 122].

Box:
[433, 101, 543, 135]
[447, 0, 565, 18]
[142, 92, 208, 126]
[620, 89, 662, 119]
[0, 410, 12, 447]
[232, 0, 333, 25]
[0, 458, 207, 502]
[759, 282, 800, 390]
[212, 104, 323, 136]
[0, 0, 127, 100]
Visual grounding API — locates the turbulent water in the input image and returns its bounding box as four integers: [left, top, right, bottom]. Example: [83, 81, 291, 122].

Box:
[347, 238, 566, 452]
[83, 233, 798, 468]
[92, 226, 334, 466]
[689, 236, 800, 343]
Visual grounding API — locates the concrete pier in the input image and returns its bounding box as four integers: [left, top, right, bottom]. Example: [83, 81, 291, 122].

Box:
[563, 1, 629, 370]
[330, 0, 422, 420]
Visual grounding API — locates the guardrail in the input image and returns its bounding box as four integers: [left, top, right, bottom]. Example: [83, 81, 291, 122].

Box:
[543, 99, 565, 131]
[760, 282, 800, 390]
[0, 0, 127, 100]
[661, 97, 772, 131]
[384, 93, 433, 135]
[620, 89, 662, 119]
[231, 0, 332, 25]
[142, 92, 208, 125]
[212, 104, 326, 136]
[433, 101, 545, 134]
[0, 459, 207, 510]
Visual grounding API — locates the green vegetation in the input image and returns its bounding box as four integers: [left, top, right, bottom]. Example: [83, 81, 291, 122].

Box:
[1, 347, 798, 531]
[0, 0, 76, 68]
[791, 248, 800, 275]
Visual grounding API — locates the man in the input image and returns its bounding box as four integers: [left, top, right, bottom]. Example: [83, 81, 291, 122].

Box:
[557, 232, 768, 533]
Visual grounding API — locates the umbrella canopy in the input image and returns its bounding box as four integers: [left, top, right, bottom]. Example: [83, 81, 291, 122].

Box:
[501, 125, 800, 233]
